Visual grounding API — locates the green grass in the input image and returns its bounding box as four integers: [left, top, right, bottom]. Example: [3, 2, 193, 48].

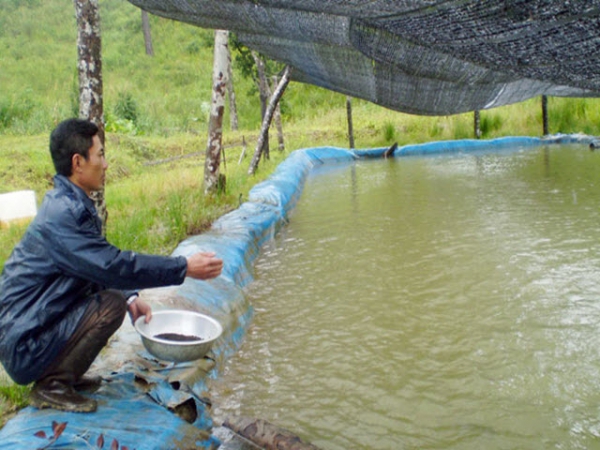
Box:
[0, 368, 29, 427]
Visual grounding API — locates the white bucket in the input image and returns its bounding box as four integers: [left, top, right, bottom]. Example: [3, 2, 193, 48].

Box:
[0, 190, 37, 227]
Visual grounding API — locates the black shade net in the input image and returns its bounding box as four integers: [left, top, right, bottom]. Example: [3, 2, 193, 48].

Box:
[127, 0, 600, 115]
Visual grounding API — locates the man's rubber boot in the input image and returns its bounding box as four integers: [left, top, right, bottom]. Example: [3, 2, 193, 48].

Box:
[30, 332, 110, 412]
[29, 333, 104, 413]
[30, 379, 97, 413]
[30, 290, 127, 413]
[73, 376, 103, 392]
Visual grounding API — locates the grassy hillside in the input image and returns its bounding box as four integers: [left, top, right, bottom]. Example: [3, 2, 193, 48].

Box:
[2, 0, 600, 141]
[1, 0, 220, 134]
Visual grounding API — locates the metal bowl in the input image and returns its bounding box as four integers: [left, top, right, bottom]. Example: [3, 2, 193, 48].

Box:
[134, 310, 223, 362]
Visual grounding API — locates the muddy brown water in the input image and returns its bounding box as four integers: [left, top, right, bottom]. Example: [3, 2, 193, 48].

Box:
[211, 145, 600, 449]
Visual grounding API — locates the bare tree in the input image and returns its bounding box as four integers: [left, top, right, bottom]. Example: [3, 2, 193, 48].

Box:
[141, 10, 154, 56]
[271, 75, 285, 151]
[248, 66, 292, 175]
[204, 30, 230, 194]
[225, 43, 238, 131]
[229, 37, 286, 158]
[74, 0, 107, 229]
[251, 51, 270, 160]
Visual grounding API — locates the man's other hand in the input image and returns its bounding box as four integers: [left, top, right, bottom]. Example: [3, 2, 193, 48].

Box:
[128, 298, 152, 324]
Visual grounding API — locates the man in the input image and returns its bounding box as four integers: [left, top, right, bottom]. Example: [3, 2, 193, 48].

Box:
[0, 119, 223, 413]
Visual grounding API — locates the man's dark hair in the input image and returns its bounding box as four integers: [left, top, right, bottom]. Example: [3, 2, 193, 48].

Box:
[49, 119, 99, 176]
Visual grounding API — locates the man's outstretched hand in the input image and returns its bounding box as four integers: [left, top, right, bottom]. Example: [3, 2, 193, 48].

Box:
[186, 251, 223, 279]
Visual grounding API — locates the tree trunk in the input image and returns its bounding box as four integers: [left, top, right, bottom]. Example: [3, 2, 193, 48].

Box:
[204, 29, 230, 194]
[271, 75, 285, 151]
[251, 51, 270, 161]
[346, 96, 354, 149]
[74, 0, 107, 230]
[226, 43, 238, 131]
[248, 66, 291, 175]
[141, 10, 154, 56]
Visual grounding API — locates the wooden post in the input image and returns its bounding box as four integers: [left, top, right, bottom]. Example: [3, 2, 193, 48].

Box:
[224, 416, 322, 450]
[474, 110, 481, 139]
[346, 96, 355, 148]
[541, 95, 549, 136]
[141, 10, 154, 56]
[238, 136, 247, 164]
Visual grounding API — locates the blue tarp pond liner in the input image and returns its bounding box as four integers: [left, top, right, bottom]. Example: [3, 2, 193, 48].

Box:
[0, 134, 595, 449]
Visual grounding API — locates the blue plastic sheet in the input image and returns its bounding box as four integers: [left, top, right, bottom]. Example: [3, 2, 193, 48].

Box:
[0, 135, 594, 449]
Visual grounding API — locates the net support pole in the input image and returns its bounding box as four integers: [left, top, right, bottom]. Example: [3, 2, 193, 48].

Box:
[346, 96, 355, 149]
[474, 110, 481, 139]
[541, 95, 549, 136]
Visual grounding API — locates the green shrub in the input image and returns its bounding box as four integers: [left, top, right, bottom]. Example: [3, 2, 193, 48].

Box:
[382, 121, 396, 142]
[113, 91, 139, 123]
[429, 121, 443, 138]
[0, 103, 12, 129]
[0, 96, 35, 130]
[105, 115, 138, 135]
[480, 113, 503, 137]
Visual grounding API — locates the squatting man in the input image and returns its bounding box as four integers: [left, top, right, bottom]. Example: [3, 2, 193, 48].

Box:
[0, 118, 223, 412]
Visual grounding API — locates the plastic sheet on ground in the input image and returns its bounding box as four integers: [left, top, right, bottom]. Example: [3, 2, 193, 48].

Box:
[0, 135, 595, 449]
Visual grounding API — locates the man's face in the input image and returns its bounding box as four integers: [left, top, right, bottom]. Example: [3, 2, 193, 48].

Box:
[72, 134, 108, 196]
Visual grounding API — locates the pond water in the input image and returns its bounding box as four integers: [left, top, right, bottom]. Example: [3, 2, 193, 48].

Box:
[211, 144, 600, 450]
